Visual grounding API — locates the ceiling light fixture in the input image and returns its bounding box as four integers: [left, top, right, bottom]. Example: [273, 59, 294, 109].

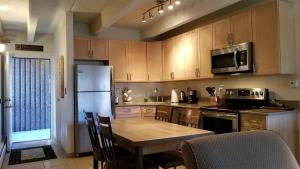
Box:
[142, 15, 146, 22]
[141, 0, 181, 23]
[158, 5, 164, 14]
[168, 0, 174, 10]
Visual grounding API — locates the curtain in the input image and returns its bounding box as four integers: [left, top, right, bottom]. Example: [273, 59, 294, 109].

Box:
[10, 57, 51, 132]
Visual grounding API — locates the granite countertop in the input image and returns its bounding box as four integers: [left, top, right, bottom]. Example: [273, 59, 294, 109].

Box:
[115, 101, 211, 109]
[115, 101, 296, 115]
[239, 108, 296, 115]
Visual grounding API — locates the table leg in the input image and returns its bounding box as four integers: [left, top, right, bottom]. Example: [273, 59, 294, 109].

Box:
[135, 147, 143, 169]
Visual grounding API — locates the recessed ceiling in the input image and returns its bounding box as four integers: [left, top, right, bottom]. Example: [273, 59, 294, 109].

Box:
[113, 0, 199, 29]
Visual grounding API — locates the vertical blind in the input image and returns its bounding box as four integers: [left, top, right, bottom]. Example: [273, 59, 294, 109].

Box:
[10, 57, 51, 132]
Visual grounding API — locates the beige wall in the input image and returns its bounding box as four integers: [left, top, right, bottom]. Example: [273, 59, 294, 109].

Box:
[116, 0, 300, 102]
[54, 11, 74, 154]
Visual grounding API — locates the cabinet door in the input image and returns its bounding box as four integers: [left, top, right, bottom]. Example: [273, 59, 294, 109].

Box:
[162, 38, 174, 80]
[109, 40, 128, 82]
[213, 18, 231, 49]
[90, 39, 108, 60]
[173, 34, 186, 80]
[185, 30, 199, 79]
[199, 24, 214, 79]
[230, 9, 252, 44]
[147, 42, 163, 81]
[252, 1, 279, 75]
[127, 41, 147, 81]
[74, 38, 90, 59]
[115, 106, 141, 119]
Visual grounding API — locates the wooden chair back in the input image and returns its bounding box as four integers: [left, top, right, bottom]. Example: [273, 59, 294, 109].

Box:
[97, 116, 118, 168]
[177, 108, 201, 128]
[85, 112, 103, 160]
[155, 105, 173, 122]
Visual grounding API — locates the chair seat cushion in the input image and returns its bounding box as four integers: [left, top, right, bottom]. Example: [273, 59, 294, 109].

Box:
[147, 151, 184, 168]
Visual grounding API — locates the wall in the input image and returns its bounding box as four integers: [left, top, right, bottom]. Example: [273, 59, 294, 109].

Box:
[116, 0, 300, 102]
[53, 11, 74, 154]
[74, 22, 141, 40]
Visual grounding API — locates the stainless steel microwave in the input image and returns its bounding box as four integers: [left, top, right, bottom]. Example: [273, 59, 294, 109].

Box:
[211, 42, 253, 74]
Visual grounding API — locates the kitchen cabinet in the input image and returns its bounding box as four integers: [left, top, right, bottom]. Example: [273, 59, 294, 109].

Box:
[185, 30, 200, 79]
[146, 42, 163, 81]
[162, 38, 174, 81]
[109, 40, 128, 82]
[240, 111, 298, 159]
[74, 37, 108, 60]
[127, 41, 147, 81]
[252, 0, 295, 75]
[74, 37, 89, 59]
[213, 9, 252, 49]
[109, 40, 148, 82]
[162, 35, 186, 81]
[115, 106, 141, 119]
[198, 24, 214, 79]
[141, 106, 156, 119]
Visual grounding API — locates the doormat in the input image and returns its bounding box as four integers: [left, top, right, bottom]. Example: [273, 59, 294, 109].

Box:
[8, 145, 57, 165]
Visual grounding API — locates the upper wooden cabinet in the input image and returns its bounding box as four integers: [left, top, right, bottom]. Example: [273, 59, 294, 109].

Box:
[74, 38, 89, 59]
[147, 42, 163, 81]
[162, 38, 174, 81]
[185, 30, 200, 79]
[74, 37, 108, 60]
[109, 40, 128, 82]
[213, 9, 252, 49]
[109, 40, 148, 82]
[198, 24, 214, 79]
[127, 41, 147, 81]
[252, 0, 295, 75]
[162, 35, 186, 81]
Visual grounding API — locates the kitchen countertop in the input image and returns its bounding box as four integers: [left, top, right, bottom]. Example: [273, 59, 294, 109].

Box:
[115, 101, 211, 109]
[239, 108, 296, 115]
[115, 102, 296, 115]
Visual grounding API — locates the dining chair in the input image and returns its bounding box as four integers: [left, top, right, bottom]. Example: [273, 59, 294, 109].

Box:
[177, 108, 201, 128]
[149, 106, 185, 169]
[181, 130, 300, 169]
[97, 116, 158, 169]
[155, 105, 173, 122]
[85, 112, 104, 169]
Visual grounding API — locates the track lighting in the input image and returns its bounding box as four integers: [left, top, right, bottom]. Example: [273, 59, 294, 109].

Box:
[141, 0, 182, 23]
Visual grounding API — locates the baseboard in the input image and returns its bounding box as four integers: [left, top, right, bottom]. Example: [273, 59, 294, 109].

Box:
[0, 143, 6, 169]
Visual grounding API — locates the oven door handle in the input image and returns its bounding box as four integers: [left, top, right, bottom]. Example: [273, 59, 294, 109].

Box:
[202, 112, 238, 120]
[233, 48, 239, 70]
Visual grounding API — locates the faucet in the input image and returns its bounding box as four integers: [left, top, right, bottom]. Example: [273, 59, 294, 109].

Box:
[153, 88, 159, 102]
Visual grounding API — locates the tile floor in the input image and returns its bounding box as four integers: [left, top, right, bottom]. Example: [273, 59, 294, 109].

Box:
[1, 141, 185, 169]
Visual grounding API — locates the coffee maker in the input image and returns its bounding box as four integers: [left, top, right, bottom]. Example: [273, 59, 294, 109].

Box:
[187, 90, 197, 104]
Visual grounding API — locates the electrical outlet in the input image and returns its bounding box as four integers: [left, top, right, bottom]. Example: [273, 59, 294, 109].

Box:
[290, 80, 299, 88]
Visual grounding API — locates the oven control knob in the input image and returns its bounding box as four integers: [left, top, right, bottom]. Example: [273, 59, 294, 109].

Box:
[229, 91, 233, 95]
[251, 91, 254, 96]
[260, 91, 264, 96]
[255, 91, 259, 96]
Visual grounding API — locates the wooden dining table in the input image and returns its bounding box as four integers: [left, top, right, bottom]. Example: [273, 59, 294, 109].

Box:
[111, 118, 214, 169]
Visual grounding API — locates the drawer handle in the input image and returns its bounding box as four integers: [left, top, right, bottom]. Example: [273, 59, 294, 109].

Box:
[146, 109, 153, 112]
[249, 120, 258, 123]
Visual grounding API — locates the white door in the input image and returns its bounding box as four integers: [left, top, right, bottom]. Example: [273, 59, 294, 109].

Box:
[3, 52, 12, 151]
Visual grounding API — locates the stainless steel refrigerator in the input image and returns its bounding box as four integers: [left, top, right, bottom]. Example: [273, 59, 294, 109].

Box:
[74, 65, 113, 155]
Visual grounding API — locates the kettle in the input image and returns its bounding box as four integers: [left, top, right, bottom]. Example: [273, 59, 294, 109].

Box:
[179, 91, 186, 103]
[171, 89, 179, 103]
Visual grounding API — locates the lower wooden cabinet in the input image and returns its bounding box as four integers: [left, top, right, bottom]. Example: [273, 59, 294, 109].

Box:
[240, 111, 298, 159]
[115, 106, 141, 119]
[141, 106, 156, 119]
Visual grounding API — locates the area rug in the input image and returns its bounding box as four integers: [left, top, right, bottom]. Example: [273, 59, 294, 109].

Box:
[8, 145, 57, 165]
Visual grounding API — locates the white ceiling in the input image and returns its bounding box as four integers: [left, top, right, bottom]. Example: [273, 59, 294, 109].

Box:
[0, 0, 241, 40]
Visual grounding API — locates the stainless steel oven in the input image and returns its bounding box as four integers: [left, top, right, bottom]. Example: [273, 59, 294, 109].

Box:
[201, 111, 239, 134]
[211, 42, 253, 74]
